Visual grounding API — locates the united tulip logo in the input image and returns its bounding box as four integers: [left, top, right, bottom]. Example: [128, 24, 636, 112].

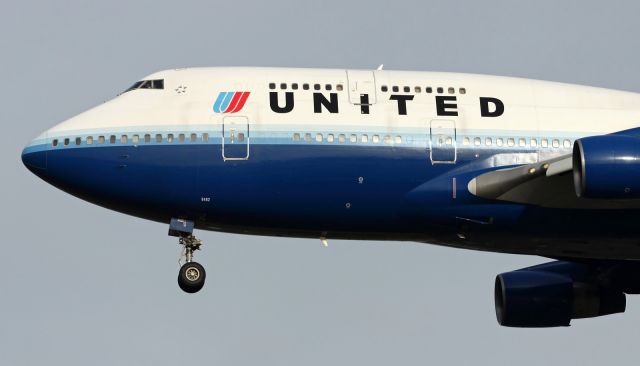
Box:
[213, 91, 251, 113]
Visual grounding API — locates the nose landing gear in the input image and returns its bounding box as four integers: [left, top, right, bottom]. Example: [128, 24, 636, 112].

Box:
[170, 218, 206, 294]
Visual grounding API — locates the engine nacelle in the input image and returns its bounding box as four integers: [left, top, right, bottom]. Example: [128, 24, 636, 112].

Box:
[495, 267, 625, 327]
[573, 135, 640, 198]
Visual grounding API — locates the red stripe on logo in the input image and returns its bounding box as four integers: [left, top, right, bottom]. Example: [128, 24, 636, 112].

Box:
[224, 92, 244, 113]
[229, 92, 250, 113]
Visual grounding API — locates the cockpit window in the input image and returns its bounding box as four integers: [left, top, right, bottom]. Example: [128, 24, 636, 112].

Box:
[122, 79, 164, 94]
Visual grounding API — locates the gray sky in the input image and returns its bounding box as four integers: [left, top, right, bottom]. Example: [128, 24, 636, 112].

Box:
[3, 0, 640, 365]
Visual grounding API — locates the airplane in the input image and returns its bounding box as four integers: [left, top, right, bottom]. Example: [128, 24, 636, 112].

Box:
[21, 66, 640, 327]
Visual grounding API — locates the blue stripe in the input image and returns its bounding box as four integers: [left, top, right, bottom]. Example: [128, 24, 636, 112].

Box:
[212, 92, 229, 113]
[219, 91, 235, 113]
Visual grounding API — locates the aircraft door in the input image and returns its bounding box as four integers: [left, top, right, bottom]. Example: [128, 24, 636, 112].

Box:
[346, 70, 377, 105]
[429, 119, 456, 164]
[222, 116, 250, 160]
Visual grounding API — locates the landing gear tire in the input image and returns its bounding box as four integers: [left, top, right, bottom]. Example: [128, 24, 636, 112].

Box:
[178, 261, 206, 293]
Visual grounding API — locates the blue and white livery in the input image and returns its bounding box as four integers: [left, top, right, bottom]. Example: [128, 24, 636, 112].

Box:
[21, 67, 640, 327]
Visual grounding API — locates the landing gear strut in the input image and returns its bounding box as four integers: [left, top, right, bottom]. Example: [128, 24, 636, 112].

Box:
[170, 218, 206, 293]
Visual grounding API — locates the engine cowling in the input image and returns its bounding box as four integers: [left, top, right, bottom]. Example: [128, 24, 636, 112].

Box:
[495, 265, 626, 327]
[573, 135, 640, 198]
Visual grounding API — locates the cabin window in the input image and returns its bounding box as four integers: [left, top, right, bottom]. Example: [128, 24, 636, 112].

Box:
[52, 139, 58, 147]
[485, 137, 492, 146]
[448, 87, 455, 94]
[426, 87, 433, 93]
[303, 83, 310, 90]
[121, 135, 128, 144]
[237, 133, 245, 142]
[98, 136, 105, 144]
[178, 134, 185, 143]
[314, 84, 321, 91]
[132, 134, 139, 144]
[507, 138, 515, 147]
[336, 84, 344, 91]
[541, 139, 549, 148]
[530, 138, 538, 147]
[202, 133, 209, 142]
[350, 134, 357, 143]
[315, 133, 323, 142]
[325, 84, 332, 91]
[372, 135, 380, 143]
[563, 139, 571, 148]
[361, 134, 369, 143]
[190, 133, 197, 142]
[403, 86, 410, 93]
[384, 135, 392, 144]
[144, 134, 151, 143]
[519, 138, 526, 147]
[392, 86, 399, 92]
[463, 137, 470, 145]
[552, 139, 560, 148]
[64, 138, 70, 146]
[269, 83, 276, 90]
[414, 86, 421, 93]
[167, 134, 174, 143]
[496, 138, 504, 147]
[86, 136, 93, 145]
[459, 88, 466, 94]
[75, 137, 81, 145]
[155, 134, 162, 143]
[109, 135, 116, 144]
[395, 136, 402, 144]
[381, 85, 388, 92]
[436, 87, 443, 93]
[338, 134, 346, 143]
[327, 134, 334, 143]
[122, 79, 164, 93]
[474, 137, 481, 146]
[293, 133, 300, 141]
[280, 83, 287, 90]
[292, 83, 299, 90]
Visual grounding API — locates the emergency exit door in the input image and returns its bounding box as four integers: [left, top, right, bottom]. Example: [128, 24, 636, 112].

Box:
[222, 116, 249, 160]
[430, 119, 456, 164]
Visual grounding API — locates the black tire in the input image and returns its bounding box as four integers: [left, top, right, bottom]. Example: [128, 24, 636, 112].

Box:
[178, 262, 206, 293]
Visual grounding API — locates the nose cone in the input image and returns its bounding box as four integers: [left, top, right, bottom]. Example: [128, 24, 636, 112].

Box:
[21, 144, 47, 172]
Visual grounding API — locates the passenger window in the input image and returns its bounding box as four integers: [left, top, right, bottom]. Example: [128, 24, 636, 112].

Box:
[316, 133, 323, 142]
[190, 133, 196, 142]
[120, 135, 127, 144]
[338, 134, 346, 143]
[381, 86, 388, 92]
[292, 83, 299, 90]
[280, 83, 287, 90]
[392, 86, 399, 92]
[541, 139, 549, 148]
[325, 84, 332, 91]
[463, 137, 470, 145]
[314, 84, 321, 91]
[445, 137, 453, 145]
[459, 88, 466, 94]
[109, 135, 116, 144]
[448, 87, 455, 94]
[238, 133, 245, 142]
[437, 87, 443, 93]
[269, 83, 276, 90]
[167, 134, 174, 143]
[132, 134, 140, 144]
[507, 138, 515, 147]
[156, 134, 162, 143]
[383, 135, 391, 144]
[474, 137, 481, 146]
[518, 138, 526, 147]
[426, 87, 433, 93]
[530, 139, 537, 147]
[350, 134, 357, 143]
[552, 139, 560, 148]
[395, 136, 402, 144]
[403, 86, 410, 92]
[86, 136, 93, 145]
[74, 137, 81, 145]
[293, 133, 301, 141]
[304, 133, 312, 142]
[563, 139, 571, 148]
[64, 138, 70, 146]
[179, 134, 185, 143]
[372, 135, 380, 143]
[52, 139, 58, 147]
[336, 84, 343, 91]
[496, 138, 504, 147]
[98, 136, 105, 144]
[303, 83, 310, 90]
[415, 86, 421, 93]
[327, 134, 334, 143]
[144, 134, 151, 143]
[361, 134, 369, 143]
[485, 137, 492, 146]
[202, 133, 209, 142]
